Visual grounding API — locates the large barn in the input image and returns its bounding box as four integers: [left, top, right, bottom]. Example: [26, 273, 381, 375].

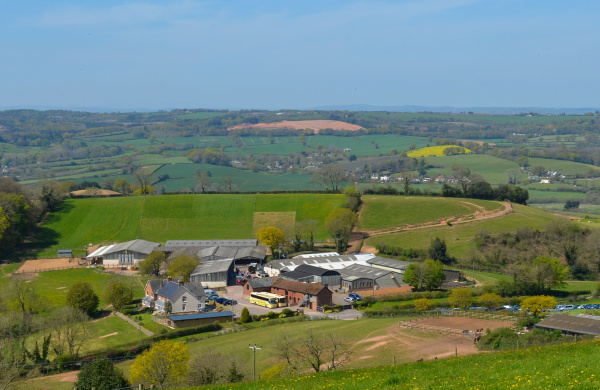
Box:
[86, 239, 159, 268]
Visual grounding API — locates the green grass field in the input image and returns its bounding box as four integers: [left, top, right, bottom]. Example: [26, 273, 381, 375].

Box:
[426, 154, 524, 185]
[527, 157, 600, 176]
[359, 196, 503, 231]
[16, 268, 145, 308]
[29, 194, 346, 257]
[366, 204, 559, 259]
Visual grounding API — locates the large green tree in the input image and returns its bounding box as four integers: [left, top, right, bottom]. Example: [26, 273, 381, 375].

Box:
[129, 340, 189, 389]
[325, 208, 357, 253]
[402, 260, 446, 291]
[168, 255, 199, 282]
[76, 358, 130, 390]
[103, 280, 133, 312]
[140, 250, 166, 276]
[66, 281, 99, 316]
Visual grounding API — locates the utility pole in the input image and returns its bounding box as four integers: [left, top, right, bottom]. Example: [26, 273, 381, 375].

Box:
[249, 344, 262, 380]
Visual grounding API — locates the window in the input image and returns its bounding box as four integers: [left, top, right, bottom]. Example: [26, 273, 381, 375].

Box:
[246, 285, 250, 290]
[182, 304, 186, 311]
[182, 296, 187, 303]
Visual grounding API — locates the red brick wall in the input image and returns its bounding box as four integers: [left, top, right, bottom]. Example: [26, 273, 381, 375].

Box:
[243, 282, 270, 298]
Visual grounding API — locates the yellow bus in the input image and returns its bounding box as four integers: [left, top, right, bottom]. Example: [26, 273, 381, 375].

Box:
[267, 293, 288, 307]
[250, 292, 279, 308]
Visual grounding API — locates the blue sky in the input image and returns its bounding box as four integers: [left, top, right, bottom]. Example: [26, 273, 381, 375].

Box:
[1, 0, 599, 111]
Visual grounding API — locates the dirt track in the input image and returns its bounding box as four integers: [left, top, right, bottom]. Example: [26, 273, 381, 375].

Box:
[347, 201, 513, 254]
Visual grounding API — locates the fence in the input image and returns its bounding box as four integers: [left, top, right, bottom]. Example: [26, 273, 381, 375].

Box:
[13, 264, 85, 273]
[398, 319, 469, 337]
[452, 310, 518, 322]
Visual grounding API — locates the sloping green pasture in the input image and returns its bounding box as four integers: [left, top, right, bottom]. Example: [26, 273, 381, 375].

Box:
[367, 204, 559, 258]
[196, 339, 600, 390]
[527, 157, 600, 176]
[425, 154, 524, 184]
[359, 196, 503, 231]
[31, 194, 346, 257]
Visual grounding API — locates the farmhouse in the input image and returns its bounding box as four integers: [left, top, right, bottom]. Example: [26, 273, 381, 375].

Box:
[535, 314, 600, 336]
[278, 264, 341, 287]
[86, 239, 159, 268]
[242, 277, 273, 298]
[142, 278, 206, 314]
[270, 277, 332, 310]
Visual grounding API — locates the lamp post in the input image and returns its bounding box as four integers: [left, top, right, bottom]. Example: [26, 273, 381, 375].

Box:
[249, 344, 262, 380]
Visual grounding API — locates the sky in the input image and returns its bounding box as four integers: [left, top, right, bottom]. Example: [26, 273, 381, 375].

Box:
[1, 0, 599, 111]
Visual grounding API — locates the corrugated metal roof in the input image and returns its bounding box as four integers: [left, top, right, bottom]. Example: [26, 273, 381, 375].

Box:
[341, 264, 394, 278]
[166, 240, 257, 247]
[93, 239, 159, 256]
[271, 277, 329, 295]
[535, 314, 600, 335]
[170, 311, 235, 321]
[191, 259, 234, 275]
[367, 256, 412, 270]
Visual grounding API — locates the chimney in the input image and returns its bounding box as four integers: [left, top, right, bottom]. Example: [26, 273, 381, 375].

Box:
[160, 280, 164, 288]
[167, 276, 172, 282]
[179, 280, 184, 287]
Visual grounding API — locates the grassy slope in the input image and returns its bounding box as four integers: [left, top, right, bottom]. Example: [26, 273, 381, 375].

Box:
[359, 196, 504, 231]
[30, 194, 346, 257]
[195, 339, 600, 390]
[366, 204, 559, 258]
[527, 157, 600, 176]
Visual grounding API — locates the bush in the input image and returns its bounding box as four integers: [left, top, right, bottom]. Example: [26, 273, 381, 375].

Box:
[76, 358, 130, 390]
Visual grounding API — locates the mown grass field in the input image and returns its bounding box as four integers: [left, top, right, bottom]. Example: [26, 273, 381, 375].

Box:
[29, 194, 346, 258]
[196, 339, 600, 390]
[359, 196, 503, 231]
[366, 204, 559, 258]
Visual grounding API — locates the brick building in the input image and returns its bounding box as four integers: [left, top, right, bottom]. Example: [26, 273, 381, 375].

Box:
[270, 277, 332, 310]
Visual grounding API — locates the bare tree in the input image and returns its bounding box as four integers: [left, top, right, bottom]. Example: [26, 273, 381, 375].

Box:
[196, 170, 211, 193]
[310, 164, 348, 192]
[273, 329, 352, 373]
[51, 306, 90, 357]
[133, 168, 153, 195]
[222, 175, 234, 192]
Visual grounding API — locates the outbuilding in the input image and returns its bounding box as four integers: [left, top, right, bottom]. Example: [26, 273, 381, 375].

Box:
[168, 311, 235, 328]
[535, 314, 600, 336]
[270, 277, 332, 311]
[243, 277, 273, 298]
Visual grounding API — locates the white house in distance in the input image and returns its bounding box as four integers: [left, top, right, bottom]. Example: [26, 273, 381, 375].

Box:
[86, 239, 159, 268]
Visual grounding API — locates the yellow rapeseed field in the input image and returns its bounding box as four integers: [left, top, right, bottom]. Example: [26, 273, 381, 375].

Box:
[407, 145, 472, 157]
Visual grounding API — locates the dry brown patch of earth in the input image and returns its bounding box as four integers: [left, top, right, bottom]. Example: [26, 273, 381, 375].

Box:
[228, 120, 364, 134]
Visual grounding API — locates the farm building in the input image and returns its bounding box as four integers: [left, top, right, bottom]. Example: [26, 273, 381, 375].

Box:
[278, 264, 341, 287]
[189, 259, 235, 288]
[367, 256, 460, 283]
[339, 264, 406, 291]
[168, 311, 235, 328]
[162, 239, 267, 266]
[57, 249, 72, 258]
[270, 277, 332, 311]
[265, 254, 375, 277]
[242, 277, 273, 298]
[142, 278, 206, 314]
[535, 314, 600, 336]
[367, 257, 411, 273]
[86, 239, 159, 268]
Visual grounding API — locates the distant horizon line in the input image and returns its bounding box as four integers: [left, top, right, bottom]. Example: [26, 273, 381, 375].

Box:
[1, 104, 599, 115]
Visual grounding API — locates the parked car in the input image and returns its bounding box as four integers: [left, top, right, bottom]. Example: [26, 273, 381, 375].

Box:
[344, 297, 356, 303]
[349, 293, 362, 301]
[215, 297, 237, 305]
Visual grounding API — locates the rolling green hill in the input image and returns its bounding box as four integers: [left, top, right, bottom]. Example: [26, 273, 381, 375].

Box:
[366, 204, 560, 258]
